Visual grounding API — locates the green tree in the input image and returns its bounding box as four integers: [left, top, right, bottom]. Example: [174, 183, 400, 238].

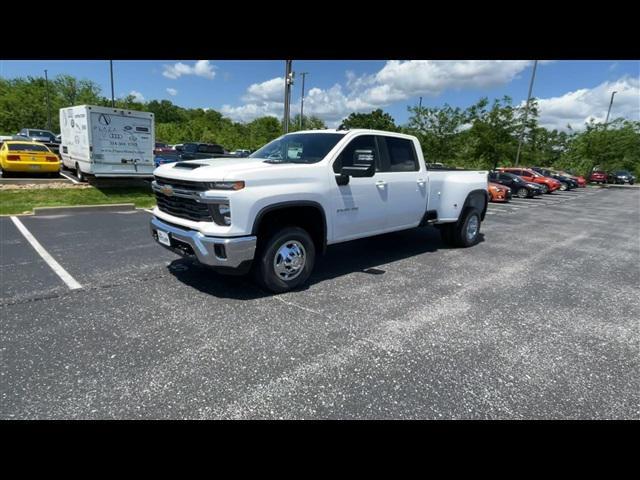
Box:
[341, 109, 397, 131]
[405, 103, 467, 164]
[287, 114, 327, 132]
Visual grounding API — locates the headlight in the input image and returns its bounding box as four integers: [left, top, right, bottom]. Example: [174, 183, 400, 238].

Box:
[206, 181, 245, 190]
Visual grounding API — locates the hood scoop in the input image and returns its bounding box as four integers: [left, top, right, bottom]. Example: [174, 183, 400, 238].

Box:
[173, 162, 208, 170]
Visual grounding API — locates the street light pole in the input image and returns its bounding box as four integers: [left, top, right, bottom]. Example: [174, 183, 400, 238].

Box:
[515, 59, 538, 167]
[110, 60, 115, 108]
[299, 72, 308, 130]
[44, 69, 52, 131]
[604, 91, 617, 128]
[283, 60, 293, 133]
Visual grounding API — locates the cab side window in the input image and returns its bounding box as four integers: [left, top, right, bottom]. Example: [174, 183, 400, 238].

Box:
[379, 136, 419, 172]
[333, 135, 378, 174]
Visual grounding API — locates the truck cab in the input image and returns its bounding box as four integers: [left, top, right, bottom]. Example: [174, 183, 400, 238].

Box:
[150, 129, 489, 292]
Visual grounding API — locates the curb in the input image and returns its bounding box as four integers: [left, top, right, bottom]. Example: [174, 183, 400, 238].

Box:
[33, 203, 136, 216]
[0, 177, 72, 185]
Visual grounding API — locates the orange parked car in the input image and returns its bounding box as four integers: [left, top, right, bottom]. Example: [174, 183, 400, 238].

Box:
[488, 182, 511, 202]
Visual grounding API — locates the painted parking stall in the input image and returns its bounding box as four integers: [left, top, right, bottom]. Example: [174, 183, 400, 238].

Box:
[15, 210, 176, 289]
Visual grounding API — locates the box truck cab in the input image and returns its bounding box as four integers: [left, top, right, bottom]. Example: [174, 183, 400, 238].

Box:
[59, 105, 155, 181]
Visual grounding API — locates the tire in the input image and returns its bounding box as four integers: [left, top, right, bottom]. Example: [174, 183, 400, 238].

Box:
[516, 187, 528, 198]
[253, 226, 316, 293]
[75, 162, 86, 182]
[559, 182, 568, 191]
[539, 184, 549, 194]
[440, 208, 481, 248]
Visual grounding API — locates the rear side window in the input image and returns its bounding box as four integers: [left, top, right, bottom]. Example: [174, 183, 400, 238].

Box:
[198, 144, 224, 154]
[8, 143, 50, 152]
[333, 135, 378, 173]
[378, 136, 419, 172]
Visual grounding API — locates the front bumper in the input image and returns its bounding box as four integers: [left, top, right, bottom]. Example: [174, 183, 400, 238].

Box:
[150, 216, 256, 268]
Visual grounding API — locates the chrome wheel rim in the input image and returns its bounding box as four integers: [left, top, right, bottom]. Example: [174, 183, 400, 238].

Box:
[518, 188, 528, 198]
[273, 240, 306, 281]
[466, 215, 479, 242]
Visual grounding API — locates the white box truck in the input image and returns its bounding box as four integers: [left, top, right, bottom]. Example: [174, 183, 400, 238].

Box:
[59, 105, 155, 180]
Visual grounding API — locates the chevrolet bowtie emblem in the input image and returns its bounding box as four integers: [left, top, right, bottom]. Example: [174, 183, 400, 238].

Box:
[160, 185, 174, 196]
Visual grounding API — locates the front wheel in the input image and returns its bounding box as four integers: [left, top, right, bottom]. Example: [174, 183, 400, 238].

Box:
[253, 226, 316, 293]
[539, 184, 549, 194]
[516, 187, 529, 198]
[559, 182, 568, 191]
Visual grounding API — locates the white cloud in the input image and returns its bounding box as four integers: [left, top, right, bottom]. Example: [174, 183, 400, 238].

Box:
[166, 88, 178, 96]
[535, 76, 640, 131]
[243, 77, 285, 102]
[221, 61, 535, 125]
[162, 60, 216, 79]
[129, 90, 145, 102]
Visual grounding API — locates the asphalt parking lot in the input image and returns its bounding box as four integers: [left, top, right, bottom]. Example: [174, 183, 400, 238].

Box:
[1, 187, 638, 419]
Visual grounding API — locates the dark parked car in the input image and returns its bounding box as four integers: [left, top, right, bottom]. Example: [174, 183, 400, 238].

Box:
[488, 171, 543, 198]
[154, 142, 236, 167]
[15, 128, 60, 155]
[607, 170, 636, 185]
[531, 167, 578, 190]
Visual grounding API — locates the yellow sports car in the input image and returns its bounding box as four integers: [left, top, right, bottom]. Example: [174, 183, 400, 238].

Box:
[0, 140, 61, 177]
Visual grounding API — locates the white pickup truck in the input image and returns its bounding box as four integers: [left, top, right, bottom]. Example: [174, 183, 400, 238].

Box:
[150, 129, 489, 292]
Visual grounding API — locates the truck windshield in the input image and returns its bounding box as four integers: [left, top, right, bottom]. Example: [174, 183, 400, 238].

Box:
[250, 133, 344, 164]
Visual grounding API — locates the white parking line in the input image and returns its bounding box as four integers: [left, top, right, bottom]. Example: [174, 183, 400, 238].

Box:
[10, 216, 82, 290]
[59, 171, 81, 184]
[489, 203, 521, 209]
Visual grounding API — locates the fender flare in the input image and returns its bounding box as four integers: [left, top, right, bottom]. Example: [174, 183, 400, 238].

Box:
[251, 200, 328, 253]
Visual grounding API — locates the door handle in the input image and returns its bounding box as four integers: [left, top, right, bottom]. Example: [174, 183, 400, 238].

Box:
[375, 180, 386, 188]
[417, 178, 426, 185]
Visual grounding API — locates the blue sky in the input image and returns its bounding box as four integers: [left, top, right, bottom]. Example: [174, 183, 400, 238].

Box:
[1, 60, 638, 130]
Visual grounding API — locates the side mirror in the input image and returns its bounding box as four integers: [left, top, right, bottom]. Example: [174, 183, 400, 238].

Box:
[341, 149, 375, 178]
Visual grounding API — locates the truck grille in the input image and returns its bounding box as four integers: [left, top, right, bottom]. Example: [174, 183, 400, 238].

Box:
[153, 176, 212, 222]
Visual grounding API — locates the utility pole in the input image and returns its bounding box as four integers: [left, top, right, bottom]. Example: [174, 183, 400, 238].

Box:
[299, 72, 309, 130]
[418, 96, 422, 109]
[44, 69, 52, 131]
[604, 91, 617, 128]
[283, 60, 293, 133]
[515, 60, 538, 167]
[110, 60, 115, 108]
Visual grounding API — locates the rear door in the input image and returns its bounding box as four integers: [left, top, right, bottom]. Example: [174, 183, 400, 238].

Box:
[90, 111, 154, 174]
[374, 135, 426, 230]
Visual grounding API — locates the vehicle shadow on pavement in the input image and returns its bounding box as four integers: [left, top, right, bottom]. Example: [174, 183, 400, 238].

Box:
[166, 226, 483, 299]
[311, 226, 484, 285]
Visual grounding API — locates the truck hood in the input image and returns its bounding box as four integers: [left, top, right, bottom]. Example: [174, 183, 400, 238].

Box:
[153, 157, 312, 182]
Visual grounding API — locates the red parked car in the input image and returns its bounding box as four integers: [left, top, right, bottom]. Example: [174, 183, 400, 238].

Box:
[589, 170, 607, 184]
[497, 167, 561, 194]
[154, 142, 174, 155]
